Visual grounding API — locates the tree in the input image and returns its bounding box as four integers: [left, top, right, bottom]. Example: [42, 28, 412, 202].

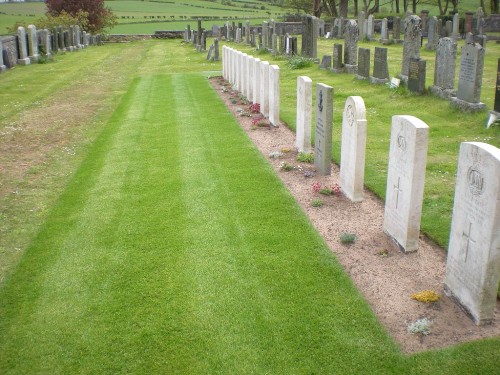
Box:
[45, 0, 116, 33]
[284, 0, 312, 13]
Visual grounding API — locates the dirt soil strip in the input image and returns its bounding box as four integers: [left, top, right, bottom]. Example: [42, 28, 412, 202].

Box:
[209, 76, 500, 354]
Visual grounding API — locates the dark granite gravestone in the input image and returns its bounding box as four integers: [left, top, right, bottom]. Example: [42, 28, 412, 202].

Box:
[343, 20, 358, 73]
[371, 47, 389, 84]
[356, 48, 370, 80]
[320, 55, 332, 70]
[301, 15, 318, 59]
[332, 43, 344, 73]
[408, 58, 426, 94]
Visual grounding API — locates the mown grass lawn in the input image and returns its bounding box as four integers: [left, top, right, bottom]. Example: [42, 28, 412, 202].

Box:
[0, 40, 499, 374]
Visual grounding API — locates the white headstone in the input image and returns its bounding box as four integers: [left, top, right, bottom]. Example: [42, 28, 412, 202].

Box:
[296, 76, 312, 153]
[383, 115, 429, 252]
[269, 65, 280, 127]
[247, 55, 254, 100]
[445, 142, 500, 325]
[260, 61, 270, 117]
[314, 83, 334, 175]
[242, 53, 248, 98]
[253, 58, 261, 104]
[340, 96, 367, 202]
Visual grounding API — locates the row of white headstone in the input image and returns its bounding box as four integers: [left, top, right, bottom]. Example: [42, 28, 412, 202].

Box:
[222, 46, 280, 127]
[297, 76, 500, 326]
[221, 48, 499, 326]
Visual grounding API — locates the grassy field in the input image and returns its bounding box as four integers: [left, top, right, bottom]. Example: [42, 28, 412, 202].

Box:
[0, 39, 499, 374]
[0, 0, 496, 34]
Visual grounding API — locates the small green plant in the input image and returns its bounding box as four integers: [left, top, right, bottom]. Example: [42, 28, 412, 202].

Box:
[340, 233, 356, 244]
[311, 199, 323, 207]
[407, 318, 431, 335]
[280, 162, 293, 171]
[287, 55, 314, 70]
[297, 152, 314, 163]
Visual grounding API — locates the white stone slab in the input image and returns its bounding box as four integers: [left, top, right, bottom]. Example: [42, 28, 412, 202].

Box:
[269, 65, 280, 127]
[340, 96, 367, 202]
[314, 83, 334, 175]
[253, 58, 261, 104]
[260, 61, 270, 117]
[247, 55, 254, 100]
[296, 76, 312, 153]
[383, 115, 429, 252]
[445, 142, 500, 325]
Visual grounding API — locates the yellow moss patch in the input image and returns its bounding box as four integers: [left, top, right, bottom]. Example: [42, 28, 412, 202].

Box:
[411, 290, 441, 303]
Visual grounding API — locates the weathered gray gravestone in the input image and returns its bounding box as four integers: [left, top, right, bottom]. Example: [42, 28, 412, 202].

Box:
[206, 45, 214, 60]
[407, 58, 426, 94]
[314, 83, 334, 175]
[17, 27, 31, 65]
[358, 11, 366, 39]
[272, 33, 278, 55]
[197, 18, 202, 46]
[452, 13, 460, 40]
[0, 39, 6, 72]
[57, 26, 64, 51]
[331, 43, 344, 73]
[450, 41, 486, 112]
[262, 21, 269, 50]
[340, 96, 367, 202]
[445, 20, 453, 37]
[430, 38, 457, 99]
[444, 142, 500, 325]
[38, 29, 51, 57]
[320, 55, 332, 70]
[371, 47, 390, 84]
[356, 48, 370, 80]
[245, 21, 250, 44]
[383, 115, 429, 253]
[425, 16, 440, 51]
[367, 15, 375, 40]
[380, 18, 389, 44]
[393, 16, 402, 43]
[213, 38, 219, 61]
[401, 15, 422, 82]
[235, 28, 242, 43]
[27, 25, 39, 62]
[302, 15, 318, 59]
[344, 20, 358, 74]
[296, 76, 313, 153]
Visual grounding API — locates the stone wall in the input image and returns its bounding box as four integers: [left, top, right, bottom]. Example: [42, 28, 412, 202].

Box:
[484, 14, 500, 32]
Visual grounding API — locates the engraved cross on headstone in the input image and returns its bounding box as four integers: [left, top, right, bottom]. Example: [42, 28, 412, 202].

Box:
[462, 222, 476, 262]
[394, 176, 403, 209]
